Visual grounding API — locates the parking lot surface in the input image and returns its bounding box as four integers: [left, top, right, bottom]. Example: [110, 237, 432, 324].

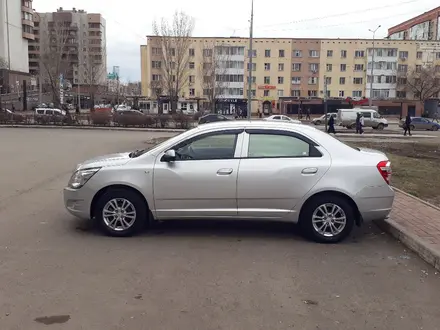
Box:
[0, 127, 440, 330]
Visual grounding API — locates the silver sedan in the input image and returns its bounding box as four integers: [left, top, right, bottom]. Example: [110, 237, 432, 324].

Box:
[64, 121, 394, 243]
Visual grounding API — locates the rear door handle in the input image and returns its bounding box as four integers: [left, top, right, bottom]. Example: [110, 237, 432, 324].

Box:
[217, 168, 233, 175]
[302, 167, 318, 174]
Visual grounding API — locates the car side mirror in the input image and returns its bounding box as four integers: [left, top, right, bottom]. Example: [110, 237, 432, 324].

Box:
[162, 149, 176, 162]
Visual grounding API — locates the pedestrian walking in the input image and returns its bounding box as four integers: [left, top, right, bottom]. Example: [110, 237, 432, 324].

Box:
[306, 108, 311, 120]
[356, 113, 361, 134]
[327, 114, 336, 134]
[403, 113, 412, 136]
[359, 113, 365, 134]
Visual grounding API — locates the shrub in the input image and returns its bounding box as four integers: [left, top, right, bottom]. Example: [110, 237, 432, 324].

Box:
[173, 113, 192, 129]
[91, 112, 112, 126]
[154, 114, 170, 128]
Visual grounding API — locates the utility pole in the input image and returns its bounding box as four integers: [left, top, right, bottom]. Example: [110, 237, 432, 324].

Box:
[368, 25, 381, 107]
[324, 74, 328, 131]
[5, 0, 11, 70]
[247, 0, 254, 120]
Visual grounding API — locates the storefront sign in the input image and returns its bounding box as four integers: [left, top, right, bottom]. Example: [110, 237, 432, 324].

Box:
[258, 85, 276, 90]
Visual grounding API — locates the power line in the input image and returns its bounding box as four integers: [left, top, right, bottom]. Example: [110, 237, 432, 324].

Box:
[233, 0, 421, 31]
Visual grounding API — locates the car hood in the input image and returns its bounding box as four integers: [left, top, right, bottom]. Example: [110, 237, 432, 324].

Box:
[76, 152, 131, 170]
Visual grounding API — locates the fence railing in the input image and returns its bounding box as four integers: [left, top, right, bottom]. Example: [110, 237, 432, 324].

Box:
[0, 112, 198, 129]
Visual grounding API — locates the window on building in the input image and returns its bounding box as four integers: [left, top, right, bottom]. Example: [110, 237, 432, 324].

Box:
[417, 51, 423, 59]
[189, 88, 195, 96]
[399, 51, 408, 59]
[325, 77, 331, 85]
[308, 77, 318, 84]
[308, 90, 317, 97]
[354, 64, 364, 71]
[189, 75, 195, 83]
[352, 91, 362, 97]
[264, 90, 270, 97]
[278, 63, 285, 71]
[248, 49, 257, 58]
[416, 65, 422, 72]
[436, 65, 440, 73]
[189, 48, 195, 56]
[264, 63, 271, 71]
[339, 77, 346, 85]
[291, 77, 301, 84]
[309, 50, 319, 57]
[291, 90, 301, 97]
[396, 91, 407, 98]
[152, 61, 161, 68]
[292, 63, 301, 71]
[278, 89, 284, 97]
[264, 76, 270, 84]
[398, 64, 408, 72]
[247, 63, 257, 71]
[341, 50, 347, 58]
[353, 77, 363, 84]
[203, 49, 212, 57]
[326, 64, 332, 72]
[265, 49, 271, 57]
[247, 76, 256, 83]
[436, 52, 440, 59]
[293, 50, 302, 57]
[340, 64, 346, 72]
[152, 74, 161, 81]
[327, 50, 333, 57]
[152, 47, 161, 55]
[338, 90, 345, 97]
[278, 76, 284, 84]
[309, 63, 319, 72]
[279, 49, 285, 57]
[354, 50, 365, 58]
[189, 62, 195, 69]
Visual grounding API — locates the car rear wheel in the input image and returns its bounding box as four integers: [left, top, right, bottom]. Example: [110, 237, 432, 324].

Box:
[300, 195, 355, 243]
[432, 126, 439, 131]
[376, 123, 384, 130]
[314, 120, 321, 125]
[410, 125, 415, 131]
[94, 188, 148, 237]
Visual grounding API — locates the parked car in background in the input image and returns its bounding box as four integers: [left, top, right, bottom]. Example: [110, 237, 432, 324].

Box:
[34, 108, 68, 124]
[198, 113, 229, 125]
[337, 108, 388, 130]
[398, 117, 440, 131]
[113, 109, 151, 126]
[264, 115, 302, 124]
[312, 113, 337, 125]
[63, 120, 394, 243]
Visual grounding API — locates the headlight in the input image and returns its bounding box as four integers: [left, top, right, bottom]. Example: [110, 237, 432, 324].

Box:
[68, 168, 101, 189]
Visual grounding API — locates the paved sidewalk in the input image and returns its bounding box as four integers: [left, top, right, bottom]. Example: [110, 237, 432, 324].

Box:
[376, 189, 440, 270]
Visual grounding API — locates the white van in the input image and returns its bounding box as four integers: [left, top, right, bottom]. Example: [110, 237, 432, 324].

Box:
[337, 108, 388, 130]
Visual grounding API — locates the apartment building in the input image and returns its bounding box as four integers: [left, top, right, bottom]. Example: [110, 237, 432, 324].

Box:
[29, 7, 107, 90]
[0, 0, 34, 93]
[388, 6, 440, 41]
[141, 36, 440, 115]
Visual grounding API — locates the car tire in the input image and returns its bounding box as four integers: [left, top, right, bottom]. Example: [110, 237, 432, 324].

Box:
[410, 125, 415, 131]
[377, 123, 384, 130]
[94, 188, 148, 237]
[314, 120, 321, 125]
[432, 126, 439, 131]
[300, 194, 355, 244]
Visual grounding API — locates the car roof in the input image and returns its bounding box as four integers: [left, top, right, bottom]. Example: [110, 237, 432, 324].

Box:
[196, 119, 317, 133]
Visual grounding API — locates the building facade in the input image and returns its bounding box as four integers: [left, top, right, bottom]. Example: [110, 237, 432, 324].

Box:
[0, 0, 34, 94]
[29, 7, 107, 89]
[388, 6, 440, 41]
[141, 36, 440, 116]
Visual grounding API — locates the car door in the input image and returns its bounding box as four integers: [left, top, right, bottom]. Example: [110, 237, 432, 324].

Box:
[411, 117, 421, 129]
[236, 129, 331, 220]
[420, 118, 431, 130]
[153, 129, 245, 219]
[361, 112, 372, 126]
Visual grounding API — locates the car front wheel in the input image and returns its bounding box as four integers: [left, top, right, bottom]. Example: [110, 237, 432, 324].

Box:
[300, 195, 355, 243]
[94, 188, 148, 237]
[314, 120, 321, 125]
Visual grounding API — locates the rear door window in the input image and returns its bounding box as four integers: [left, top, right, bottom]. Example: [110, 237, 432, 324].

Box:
[248, 134, 311, 158]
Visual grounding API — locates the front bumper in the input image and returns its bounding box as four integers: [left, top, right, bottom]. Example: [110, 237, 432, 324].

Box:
[63, 186, 95, 220]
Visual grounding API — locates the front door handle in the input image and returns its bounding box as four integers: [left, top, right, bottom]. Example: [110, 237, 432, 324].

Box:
[217, 168, 233, 175]
[302, 167, 318, 174]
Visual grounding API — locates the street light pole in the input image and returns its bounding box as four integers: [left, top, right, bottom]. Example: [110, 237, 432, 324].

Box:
[368, 25, 381, 107]
[324, 74, 328, 131]
[247, 0, 254, 120]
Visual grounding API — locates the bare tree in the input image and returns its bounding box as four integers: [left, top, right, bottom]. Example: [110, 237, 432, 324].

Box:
[152, 11, 194, 113]
[149, 79, 164, 113]
[397, 64, 440, 102]
[199, 42, 231, 113]
[38, 16, 72, 107]
[81, 46, 107, 110]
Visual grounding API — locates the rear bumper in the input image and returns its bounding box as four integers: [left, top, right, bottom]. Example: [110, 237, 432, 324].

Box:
[355, 186, 395, 222]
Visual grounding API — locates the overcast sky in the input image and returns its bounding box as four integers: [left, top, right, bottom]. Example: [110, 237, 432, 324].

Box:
[35, 0, 439, 82]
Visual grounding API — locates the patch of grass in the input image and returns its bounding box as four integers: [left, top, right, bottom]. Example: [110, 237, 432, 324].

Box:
[348, 141, 440, 206]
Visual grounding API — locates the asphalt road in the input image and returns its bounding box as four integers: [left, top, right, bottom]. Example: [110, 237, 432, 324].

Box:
[0, 127, 440, 330]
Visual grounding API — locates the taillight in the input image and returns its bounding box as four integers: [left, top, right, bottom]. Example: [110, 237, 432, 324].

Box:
[377, 160, 392, 184]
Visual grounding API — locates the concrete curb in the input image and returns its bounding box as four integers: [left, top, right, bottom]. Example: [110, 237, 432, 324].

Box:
[374, 218, 440, 271]
[0, 124, 186, 133]
[392, 187, 440, 212]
